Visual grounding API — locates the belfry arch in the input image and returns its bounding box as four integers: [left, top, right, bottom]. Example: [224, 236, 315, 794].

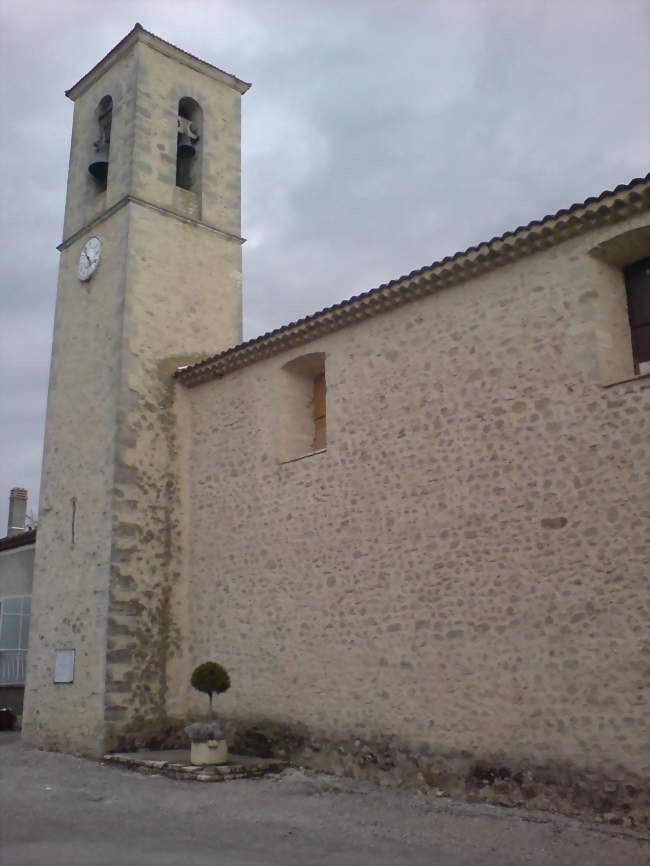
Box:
[176, 97, 202, 192]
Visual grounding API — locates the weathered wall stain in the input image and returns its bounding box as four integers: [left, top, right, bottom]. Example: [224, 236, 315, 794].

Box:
[222, 718, 649, 828]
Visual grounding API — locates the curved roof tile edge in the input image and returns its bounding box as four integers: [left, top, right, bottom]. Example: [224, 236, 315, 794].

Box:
[176, 173, 650, 387]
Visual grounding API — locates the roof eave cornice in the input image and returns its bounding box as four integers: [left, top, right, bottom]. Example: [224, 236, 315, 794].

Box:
[176, 176, 650, 388]
[174, 175, 650, 388]
[0, 529, 37, 552]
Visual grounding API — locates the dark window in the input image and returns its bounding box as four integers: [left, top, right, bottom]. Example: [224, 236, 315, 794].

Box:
[624, 256, 650, 374]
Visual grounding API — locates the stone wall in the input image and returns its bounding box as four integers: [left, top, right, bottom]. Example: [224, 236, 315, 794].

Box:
[171, 212, 649, 824]
[22, 207, 130, 754]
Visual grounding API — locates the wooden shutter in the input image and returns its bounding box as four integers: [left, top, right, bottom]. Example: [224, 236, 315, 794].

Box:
[624, 256, 650, 373]
[313, 373, 326, 450]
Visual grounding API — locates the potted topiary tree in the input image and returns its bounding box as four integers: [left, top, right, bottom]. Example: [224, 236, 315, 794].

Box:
[185, 661, 231, 765]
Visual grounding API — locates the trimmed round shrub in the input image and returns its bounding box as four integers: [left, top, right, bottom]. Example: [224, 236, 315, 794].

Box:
[191, 661, 231, 719]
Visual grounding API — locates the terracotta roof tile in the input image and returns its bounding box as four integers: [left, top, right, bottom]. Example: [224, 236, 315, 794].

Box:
[0, 529, 36, 552]
[176, 178, 650, 387]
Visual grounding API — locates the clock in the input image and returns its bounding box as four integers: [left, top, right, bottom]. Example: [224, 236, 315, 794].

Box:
[78, 236, 102, 281]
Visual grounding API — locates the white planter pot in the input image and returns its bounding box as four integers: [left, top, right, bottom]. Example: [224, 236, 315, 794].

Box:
[190, 738, 228, 765]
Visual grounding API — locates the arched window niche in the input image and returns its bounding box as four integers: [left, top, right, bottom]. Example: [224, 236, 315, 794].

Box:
[176, 97, 202, 192]
[88, 95, 112, 192]
[279, 353, 327, 462]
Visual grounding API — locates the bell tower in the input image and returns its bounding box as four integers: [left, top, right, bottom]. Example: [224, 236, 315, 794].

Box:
[22, 25, 250, 754]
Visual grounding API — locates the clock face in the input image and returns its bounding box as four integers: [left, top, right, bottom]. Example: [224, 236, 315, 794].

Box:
[78, 236, 102, 281]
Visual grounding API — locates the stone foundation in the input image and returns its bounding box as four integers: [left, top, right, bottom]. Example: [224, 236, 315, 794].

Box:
[99, 713, 649, 829]
[105, 714, 188, 753]
[224, 718, 649, 832]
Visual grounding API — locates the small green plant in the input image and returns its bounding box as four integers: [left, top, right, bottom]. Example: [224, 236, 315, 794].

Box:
[190, 661, 231, 721]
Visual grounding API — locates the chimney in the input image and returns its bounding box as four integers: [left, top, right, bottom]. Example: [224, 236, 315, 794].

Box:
[7, 488, 28, 537]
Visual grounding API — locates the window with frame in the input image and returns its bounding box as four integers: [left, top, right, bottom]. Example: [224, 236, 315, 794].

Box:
[279, 353, 327, 461]
[587, 226, 650, 383]
[624, 256, 650, 374]
[0, 596, 30, 685]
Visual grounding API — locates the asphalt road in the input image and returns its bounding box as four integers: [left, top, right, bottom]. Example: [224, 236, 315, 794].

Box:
[1, 733, 648, 866]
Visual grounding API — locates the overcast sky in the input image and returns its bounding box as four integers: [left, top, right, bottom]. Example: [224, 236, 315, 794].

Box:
[0, 0, 648, 531]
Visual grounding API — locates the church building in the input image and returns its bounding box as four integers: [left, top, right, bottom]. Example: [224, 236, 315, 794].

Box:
[22, 25, 649, 823]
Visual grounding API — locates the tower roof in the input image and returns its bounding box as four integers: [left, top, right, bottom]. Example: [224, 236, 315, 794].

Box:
[65, 23, 251, 101]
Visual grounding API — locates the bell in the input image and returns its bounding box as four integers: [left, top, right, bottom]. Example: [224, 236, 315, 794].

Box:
[88, 144, 109, 183]
[177, 133, 196, 159]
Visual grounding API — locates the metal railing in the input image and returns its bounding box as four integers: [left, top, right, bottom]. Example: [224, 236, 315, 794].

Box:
[0, 650, 27, 685]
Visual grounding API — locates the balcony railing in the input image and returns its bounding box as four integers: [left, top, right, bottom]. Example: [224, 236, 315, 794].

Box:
[0, 650, 27, 685]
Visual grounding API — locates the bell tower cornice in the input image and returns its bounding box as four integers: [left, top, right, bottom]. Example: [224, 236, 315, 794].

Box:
[57, 194, 246, 251]
[65, 23, 251, 102]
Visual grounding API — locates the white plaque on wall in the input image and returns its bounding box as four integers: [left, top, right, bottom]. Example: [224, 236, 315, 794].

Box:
[54, 649, 75, 683]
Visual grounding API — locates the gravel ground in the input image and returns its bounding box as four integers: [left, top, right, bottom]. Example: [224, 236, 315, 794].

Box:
[1, 733, 648, 866]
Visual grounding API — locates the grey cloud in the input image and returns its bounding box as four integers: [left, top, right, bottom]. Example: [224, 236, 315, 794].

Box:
[0, 0, 648, 530]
